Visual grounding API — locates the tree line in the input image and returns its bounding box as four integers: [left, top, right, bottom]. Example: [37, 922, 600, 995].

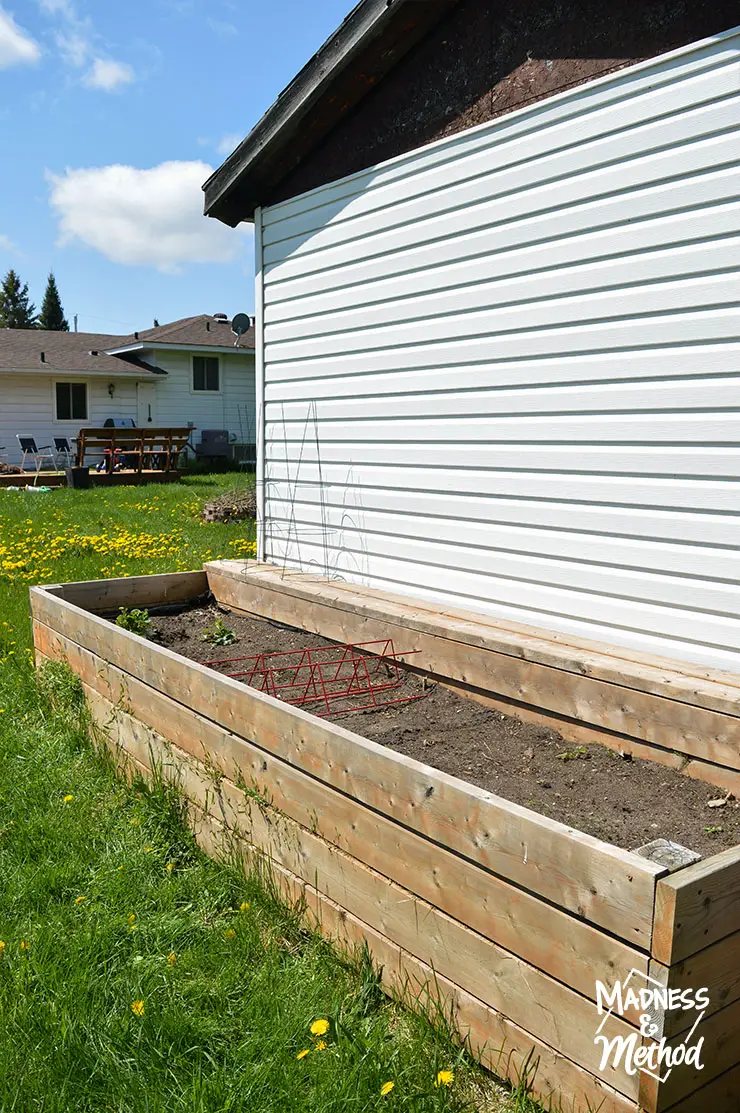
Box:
[0, 269, 69, 331]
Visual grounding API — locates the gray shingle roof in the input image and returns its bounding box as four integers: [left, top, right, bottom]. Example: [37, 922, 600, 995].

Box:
[0, 315, 255, 375]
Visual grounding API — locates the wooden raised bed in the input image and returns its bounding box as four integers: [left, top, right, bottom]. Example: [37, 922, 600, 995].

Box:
[30, 561, 740, 1113]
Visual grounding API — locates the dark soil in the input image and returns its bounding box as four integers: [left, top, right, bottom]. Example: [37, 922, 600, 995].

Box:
[145, 602, 740, 858]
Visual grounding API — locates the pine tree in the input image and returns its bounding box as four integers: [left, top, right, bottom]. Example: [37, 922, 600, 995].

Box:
[0, 269, 36, 329]
[38, 272, 69, 331]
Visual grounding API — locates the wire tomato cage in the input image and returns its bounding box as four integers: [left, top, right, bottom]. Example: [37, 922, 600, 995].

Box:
[201, 638, 425, 718]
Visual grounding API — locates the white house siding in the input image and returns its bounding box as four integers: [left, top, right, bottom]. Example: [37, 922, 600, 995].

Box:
[0, 373, 138, 466]
[147, 349, 257, 445]
[258, 27, 740, 672]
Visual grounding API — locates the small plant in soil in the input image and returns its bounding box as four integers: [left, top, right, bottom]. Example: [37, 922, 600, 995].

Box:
[115, 607, 151, 635]
[202, 618, 238, 646]
[555, 745, 590, 761]
[704, 825, 724, 836]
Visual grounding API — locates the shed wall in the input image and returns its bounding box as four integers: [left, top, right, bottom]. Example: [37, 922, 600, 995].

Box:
[259, 29, 740, 672]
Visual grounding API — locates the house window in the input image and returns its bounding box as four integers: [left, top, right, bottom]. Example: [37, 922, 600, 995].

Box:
[193, 355, 220, 392]
[55, 381, 88, 421]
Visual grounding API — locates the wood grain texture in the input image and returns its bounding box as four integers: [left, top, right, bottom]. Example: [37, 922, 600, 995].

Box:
[653, 846, 740, 966]
[83, 681, 641, 1100]
[29, 587, 663, 945]
[47, 570, 208, 612]
[651, 932, 740, 1038]
[32, 618, 650, 1005]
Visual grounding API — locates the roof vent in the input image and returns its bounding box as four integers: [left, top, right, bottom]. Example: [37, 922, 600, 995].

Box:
[213, 313, 228, 321]
[134, 331, 139, 340]
[89, 349, 99, 356]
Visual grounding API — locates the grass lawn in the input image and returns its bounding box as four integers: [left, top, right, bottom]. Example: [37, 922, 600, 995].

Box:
[0, 476, 542, 1113]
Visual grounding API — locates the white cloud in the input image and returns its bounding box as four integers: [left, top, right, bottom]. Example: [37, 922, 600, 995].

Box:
[56, 29, 88, 66]
[83, 57, 134, 91]
[48, 160, 244, 274]
[39, 0, 75, 15]
[0, 232, 16, 251]
[0, 7, 41, 68]
[216, 132, 242, 156]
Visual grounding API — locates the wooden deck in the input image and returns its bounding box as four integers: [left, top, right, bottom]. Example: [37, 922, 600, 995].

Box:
[0, 469, 182, 489]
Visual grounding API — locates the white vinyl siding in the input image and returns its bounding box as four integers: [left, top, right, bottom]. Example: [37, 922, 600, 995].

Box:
[258, 27, 740, 672]
[146, 350, 256, 442]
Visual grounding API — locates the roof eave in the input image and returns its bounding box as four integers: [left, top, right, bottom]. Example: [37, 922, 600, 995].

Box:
[202, 0, 459, 226]
[105, 342, 254, 356]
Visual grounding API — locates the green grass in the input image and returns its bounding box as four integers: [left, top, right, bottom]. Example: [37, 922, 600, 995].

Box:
[0, 478, 545, 1113]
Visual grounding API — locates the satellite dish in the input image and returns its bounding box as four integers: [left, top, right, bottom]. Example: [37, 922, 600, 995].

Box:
[231, 312, 251, 338]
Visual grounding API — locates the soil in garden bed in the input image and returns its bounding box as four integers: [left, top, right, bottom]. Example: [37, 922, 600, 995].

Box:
[145, 602, 740, 857]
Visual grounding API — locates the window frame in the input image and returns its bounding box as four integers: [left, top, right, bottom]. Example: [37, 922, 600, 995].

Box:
[191, 354, 221, 394]
[53, 379, 89, 423]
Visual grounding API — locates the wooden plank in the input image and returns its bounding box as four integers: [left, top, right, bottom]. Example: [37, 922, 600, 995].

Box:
[206, 564, 740, 772]
[661, 1061, 740, 1113]
[643, 997, 740, 1110]
[33, 617, 649, 1005]
[84, 682, 641, 1100]
[185, 808, 641, 1113]
[45, 570, 208, 613]
[29, 588, 663, 945]
[653, 847, 740, 966]
[651, 932, 740, 1038]
[207, 562, 740, 709]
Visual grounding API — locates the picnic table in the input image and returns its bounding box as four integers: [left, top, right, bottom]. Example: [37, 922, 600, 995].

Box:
[75, 428, 193, 474]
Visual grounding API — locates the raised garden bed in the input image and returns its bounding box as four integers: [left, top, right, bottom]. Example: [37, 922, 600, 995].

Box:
[30, 561, 740, 1113]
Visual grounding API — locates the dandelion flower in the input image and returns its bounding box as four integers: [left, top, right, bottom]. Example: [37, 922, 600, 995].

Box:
[434, 1070, 454, 1088]
[127, 913, 136, 924]
[74, 895, 86, 905]
[314, 1040, 327, 1051]
[117, 865, 124, 871]
[380, 1081, 395, 1096]
[19, 940, 29, 951]
[167, 952, 177, 966]
[239, 901, 250, 912]
[63, 794, 73, 803]
[296, 1049, 310, 1060]
[166, 862, 174, 873]
[144, 847, 154, 853]
[0, 941, 5, 954]
[224, 928, 236, 940]
[310, 1018, 329, 1037]
[131, 1000, 145, 1016]
[129, 818, 140, 827]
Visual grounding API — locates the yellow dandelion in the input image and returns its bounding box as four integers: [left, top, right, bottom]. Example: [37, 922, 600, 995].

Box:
[314, 1040, 327, 1051]
[144, 847, 154, 853]
[127, 913, 136, 924]
[19, 940, 29, 951]
[131, 1000, 145, 1016]
[63, 794, 73, 803]
[296, 1049, 310, 1061]
[0, 941, 5, 954]
[434, 1070, 454, 1088]
[129, 818, 140, 827]
[239, 901, 250, 912]
[117, 865, 124, 871]
[224, 928, 236, 940]
[310, 1018, 329, 1037]
[166, 952, 177, 966]
[74, 895, 86, 905]
[166, 862, 174, 872]
[129, 925, 138, 933]
[380, 1081, 395, 1096]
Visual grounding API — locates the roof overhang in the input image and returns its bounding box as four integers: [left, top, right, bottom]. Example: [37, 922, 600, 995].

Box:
[0, 366, 165, 380]
[202, 0, 459, 226]
[105, 343, 255, 357]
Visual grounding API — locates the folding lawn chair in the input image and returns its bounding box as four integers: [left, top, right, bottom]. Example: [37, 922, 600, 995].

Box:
[53, 436, 74, 468]
[17, 435, 56, 481]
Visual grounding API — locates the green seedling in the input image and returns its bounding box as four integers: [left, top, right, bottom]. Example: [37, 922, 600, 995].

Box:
[115, 607, 151, 635]
[203, 618, 238, 647]
[556, 746, 590, 761]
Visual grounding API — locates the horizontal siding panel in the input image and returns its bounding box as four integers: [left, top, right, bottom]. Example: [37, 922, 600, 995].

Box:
[264, 40, 739, 231]
[264, 480, 740, 547]
[265, 497, 740, 583]
[261, 29, 740, 672]
[265, 375, 740, 423]
[265, 203, 740, 318]
[264, 462, 740, 514]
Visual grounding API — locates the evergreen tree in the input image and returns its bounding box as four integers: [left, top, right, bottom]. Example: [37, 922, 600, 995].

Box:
[38, 272, 69, 331]
[0, 269, 36, 329]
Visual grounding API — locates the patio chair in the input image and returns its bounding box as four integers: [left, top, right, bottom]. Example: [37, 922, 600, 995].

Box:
[53, 436, 74, 468]
[17, 436, 56, 478]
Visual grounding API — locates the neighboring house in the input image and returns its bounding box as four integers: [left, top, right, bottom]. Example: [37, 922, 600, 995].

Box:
[0, 314, 256, 466]
[203, 1, 740, 674]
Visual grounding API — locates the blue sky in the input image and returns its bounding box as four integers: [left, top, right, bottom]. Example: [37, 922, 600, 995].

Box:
[0, 0, 351, 333]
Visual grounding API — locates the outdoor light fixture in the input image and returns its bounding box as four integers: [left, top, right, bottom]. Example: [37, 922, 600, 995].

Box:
[108, 383, 115, 398]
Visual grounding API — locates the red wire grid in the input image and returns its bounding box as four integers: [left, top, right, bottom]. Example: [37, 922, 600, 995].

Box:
[201, 638, 424, 717]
